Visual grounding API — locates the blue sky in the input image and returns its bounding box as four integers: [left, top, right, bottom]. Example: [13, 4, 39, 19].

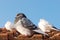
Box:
[0, 0, 60, 28]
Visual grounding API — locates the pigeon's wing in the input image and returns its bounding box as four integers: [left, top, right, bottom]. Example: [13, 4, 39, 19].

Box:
[52, 26, 58, 29]
[21, 18, 37, 30]
[51, 26, 60, 31]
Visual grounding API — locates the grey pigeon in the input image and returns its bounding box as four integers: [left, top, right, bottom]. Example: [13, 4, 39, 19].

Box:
[14, 13, 49, 37]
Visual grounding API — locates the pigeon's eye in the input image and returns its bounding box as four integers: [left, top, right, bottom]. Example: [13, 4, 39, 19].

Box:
[16, 14, 21, 16]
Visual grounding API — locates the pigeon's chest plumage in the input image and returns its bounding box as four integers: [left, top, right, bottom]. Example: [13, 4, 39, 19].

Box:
[15, 20, 32, 36]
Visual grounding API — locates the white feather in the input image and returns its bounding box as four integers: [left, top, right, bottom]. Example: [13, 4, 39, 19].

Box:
[14, 20, 31, 36]
[5, 21, 14, 31]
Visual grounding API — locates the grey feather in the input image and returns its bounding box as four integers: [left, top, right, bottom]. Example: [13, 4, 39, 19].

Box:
[21, 18, 37, 30]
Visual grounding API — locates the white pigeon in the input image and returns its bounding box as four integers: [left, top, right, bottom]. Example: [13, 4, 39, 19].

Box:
[38, 19, 60, 32]
[5, 21, 14, 31]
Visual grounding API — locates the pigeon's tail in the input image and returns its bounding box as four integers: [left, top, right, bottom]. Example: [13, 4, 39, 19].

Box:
[52, 27, 60, 31]
[33, 29, 48, 36]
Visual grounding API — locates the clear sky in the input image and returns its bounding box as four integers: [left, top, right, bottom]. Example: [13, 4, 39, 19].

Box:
[0, 0, 60, 28]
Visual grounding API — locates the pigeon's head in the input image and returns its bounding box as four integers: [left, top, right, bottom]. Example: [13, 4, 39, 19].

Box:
[16, 13, 27, 19]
